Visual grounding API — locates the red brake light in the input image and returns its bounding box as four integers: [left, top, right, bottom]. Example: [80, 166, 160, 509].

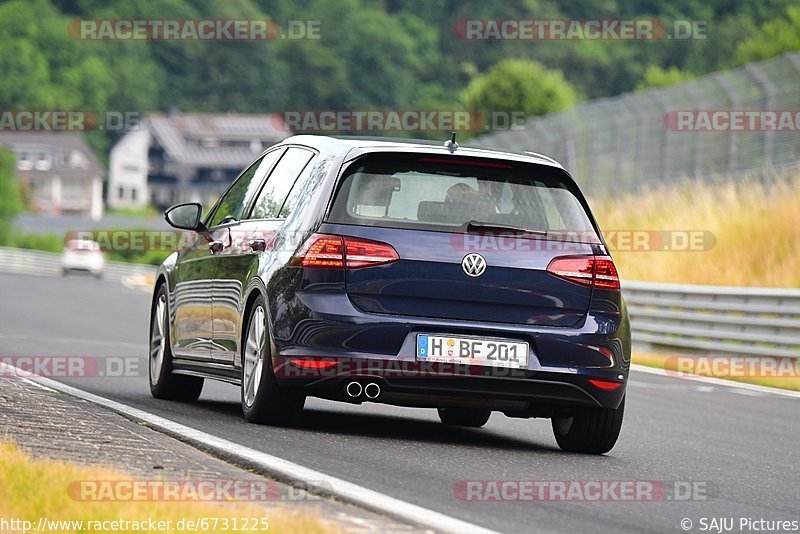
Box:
[298, 235, 345, 268]
[593, 257, 620, 290]
[546, 256, 594, 286]
[417, 157, 513, 169]
[345, 237, 399, 268]
[546, 255, 620, 291]
[296, 234, 399, 269]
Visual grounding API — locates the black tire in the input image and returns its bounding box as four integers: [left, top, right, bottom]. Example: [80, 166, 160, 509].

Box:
[149, 284, 204, 401]
[241, 294, 304, 425]
[437, 407, 491, 427]
[552, 397, 625, 454]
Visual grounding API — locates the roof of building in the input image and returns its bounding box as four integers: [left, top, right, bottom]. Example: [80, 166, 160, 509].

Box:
[148, 112, 290, 167]
[0, 131, 104, 178]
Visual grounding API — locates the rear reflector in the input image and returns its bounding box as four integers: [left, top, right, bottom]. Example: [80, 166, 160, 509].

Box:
[587, 378, 624, 391]
[287, 358, 339, 369]
[546, 255, 620, 291]
[296, 234, 399, 269]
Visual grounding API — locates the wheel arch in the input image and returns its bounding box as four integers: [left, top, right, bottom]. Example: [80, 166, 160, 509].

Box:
[239, 278, 272, 369]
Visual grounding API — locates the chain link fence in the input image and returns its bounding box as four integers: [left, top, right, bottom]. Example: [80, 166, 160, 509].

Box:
[474, 52, 800, 194]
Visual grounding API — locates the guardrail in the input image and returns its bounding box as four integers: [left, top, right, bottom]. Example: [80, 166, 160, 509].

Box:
[1, 246, 797, 358]
[0, 246, 156, 284]
[624, 281, 800, 358]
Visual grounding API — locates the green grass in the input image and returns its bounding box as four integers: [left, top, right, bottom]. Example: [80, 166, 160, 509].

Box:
[106, 205, 161, 219]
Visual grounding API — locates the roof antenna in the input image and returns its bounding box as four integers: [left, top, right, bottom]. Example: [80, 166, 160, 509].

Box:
[444, 131, 458, 152]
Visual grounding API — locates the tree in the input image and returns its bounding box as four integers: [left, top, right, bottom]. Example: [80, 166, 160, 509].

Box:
[734, 7, 800, 65]
[0, 149, 23, 245]
[461, 59, 577, 136]
[636, 66, 695, 91]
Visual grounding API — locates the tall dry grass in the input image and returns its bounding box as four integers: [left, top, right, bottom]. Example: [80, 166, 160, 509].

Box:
[589, 173, 800, 287]
[0, 441, 336, 534]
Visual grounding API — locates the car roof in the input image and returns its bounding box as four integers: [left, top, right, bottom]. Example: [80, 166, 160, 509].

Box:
[278, 134, 564, 169]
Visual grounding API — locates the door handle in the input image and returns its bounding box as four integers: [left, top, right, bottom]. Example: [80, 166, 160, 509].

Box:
[249, 238, 266, 252]
[209, 240, 224, 254]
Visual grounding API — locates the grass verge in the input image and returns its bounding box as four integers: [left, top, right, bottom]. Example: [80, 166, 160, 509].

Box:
[0, 441, 335, 534]
[591, 173, 800, 287]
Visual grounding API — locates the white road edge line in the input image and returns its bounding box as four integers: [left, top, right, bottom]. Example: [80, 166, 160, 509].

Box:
[0, 362, 499, 534]
[631, 363, 800, 399]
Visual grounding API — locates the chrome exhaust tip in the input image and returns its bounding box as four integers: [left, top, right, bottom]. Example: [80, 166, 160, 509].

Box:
[364, 382, 381, 399]
[345, 381, 363, 398]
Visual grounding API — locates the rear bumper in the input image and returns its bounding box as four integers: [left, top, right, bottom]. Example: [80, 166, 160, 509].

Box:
[275, 357, 625, 413]
[270, 290, 630, 412]
[62, 255, 104, 274]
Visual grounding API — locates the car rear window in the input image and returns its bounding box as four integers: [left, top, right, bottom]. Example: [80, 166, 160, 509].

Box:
[327, 153, 600, 242]
[66, 240, 100, 251]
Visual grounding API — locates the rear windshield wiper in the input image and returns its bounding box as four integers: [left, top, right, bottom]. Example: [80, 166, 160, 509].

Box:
[466, 220, 548, 237]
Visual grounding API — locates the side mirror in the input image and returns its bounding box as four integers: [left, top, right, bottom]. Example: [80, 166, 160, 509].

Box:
[165, 202, 203, 230]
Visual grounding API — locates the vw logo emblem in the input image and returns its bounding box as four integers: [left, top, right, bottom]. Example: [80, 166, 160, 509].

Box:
[461, 253, 487, 277]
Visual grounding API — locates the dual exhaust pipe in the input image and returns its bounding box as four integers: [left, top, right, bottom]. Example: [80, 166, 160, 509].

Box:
[346, 381, 381, 400]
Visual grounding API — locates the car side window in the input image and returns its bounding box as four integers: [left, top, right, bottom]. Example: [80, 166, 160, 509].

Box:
[206, 150, 282, 227]
[249, 147, 315, 220]
[279, 155, 320, 218]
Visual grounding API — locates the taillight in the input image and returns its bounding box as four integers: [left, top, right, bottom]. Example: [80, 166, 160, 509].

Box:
[295, 234, 399, 269]
[345, 237, 399, 268]
[546, 255, 620, 291]
[593, 257, 620, 290]
[298, 235, 345, 268]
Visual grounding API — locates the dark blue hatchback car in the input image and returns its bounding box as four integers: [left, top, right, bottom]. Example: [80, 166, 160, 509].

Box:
[150, 135, 630, 454]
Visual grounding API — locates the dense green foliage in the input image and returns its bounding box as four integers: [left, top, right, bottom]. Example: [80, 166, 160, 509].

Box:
[0, 0, 798, 151]
[635, 65, 695, 90]
[733, 6, 800, 65]
[462, 60, 576, 134]
[0, 149, 23, 244]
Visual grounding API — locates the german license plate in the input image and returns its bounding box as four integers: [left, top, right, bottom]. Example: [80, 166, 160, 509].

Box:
[416, 334, 528, 369]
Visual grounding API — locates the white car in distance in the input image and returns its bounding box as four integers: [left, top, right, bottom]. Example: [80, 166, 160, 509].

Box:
[62, 239, 105, 278]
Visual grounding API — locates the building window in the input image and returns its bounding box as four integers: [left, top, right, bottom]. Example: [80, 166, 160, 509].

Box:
[131, 188, 137, 201]
[17, 152, 32, 171]
[118, 186, 125, 200]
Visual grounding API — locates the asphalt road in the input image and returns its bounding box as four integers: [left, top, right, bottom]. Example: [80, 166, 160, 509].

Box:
[1, 271, 798, 534]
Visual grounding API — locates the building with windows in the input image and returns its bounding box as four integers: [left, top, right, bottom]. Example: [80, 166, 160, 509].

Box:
[0, 132, 104, 220]
[108, 111, 289, 211]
